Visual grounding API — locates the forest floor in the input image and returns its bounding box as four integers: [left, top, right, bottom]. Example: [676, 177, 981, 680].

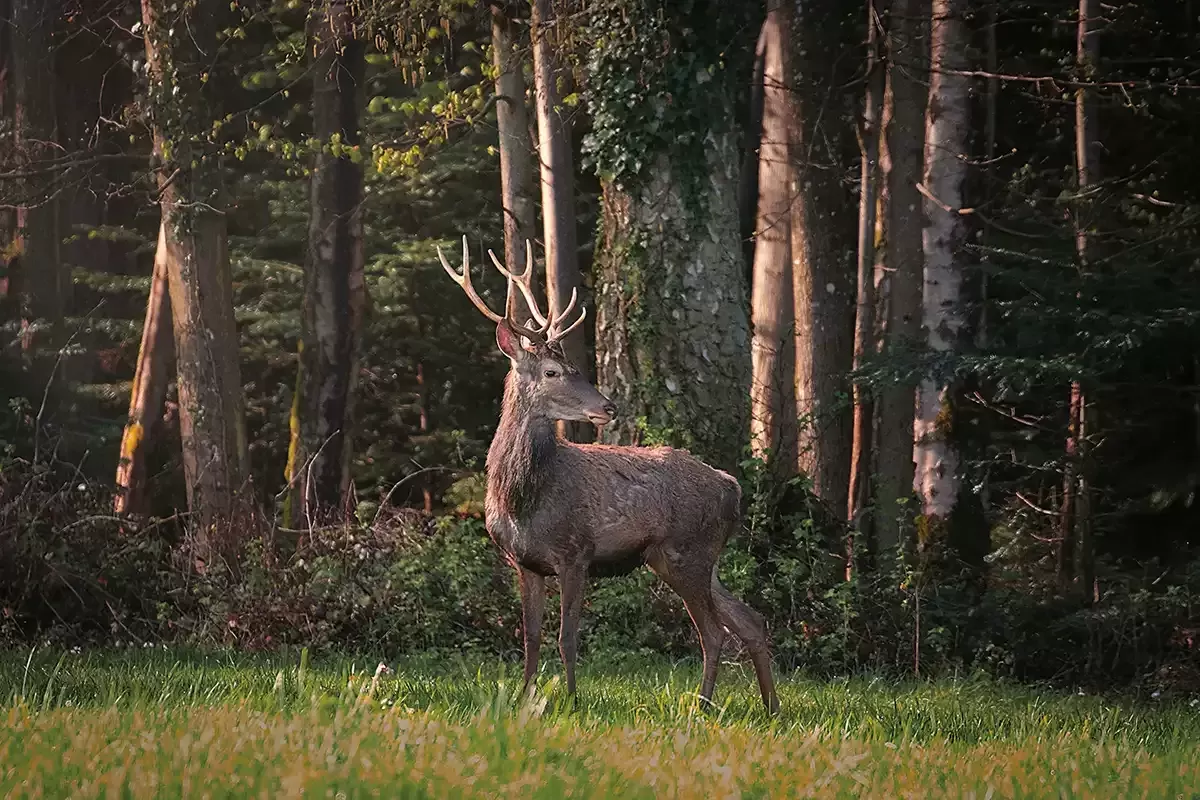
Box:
[1, 648, 1198, 798]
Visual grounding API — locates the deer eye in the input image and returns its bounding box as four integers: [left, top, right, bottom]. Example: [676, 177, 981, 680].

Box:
[543, 368, 560, 378]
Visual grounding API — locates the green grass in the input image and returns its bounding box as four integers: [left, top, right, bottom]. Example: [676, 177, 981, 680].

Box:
[2, 647, 1198, 797]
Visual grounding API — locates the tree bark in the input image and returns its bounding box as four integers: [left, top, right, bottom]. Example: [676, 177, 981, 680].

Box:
[873, 0, 928, 556]
[531, 0, 587, 442]
[749, 0, 796, 469]
[10, 0, 63, 352]
[490, 1, 538, 324]
[791, 2, 857, 514]
[141, 0, 249, 561]
[914, 0, 971, 549]
[848, 0, 889, 572]
[1065, 0, 1100, 601]
[114, 222, 175, 515]
[286, 0, 368, 526]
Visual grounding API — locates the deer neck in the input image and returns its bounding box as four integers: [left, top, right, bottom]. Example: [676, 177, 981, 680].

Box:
[486, 371, 559, 520]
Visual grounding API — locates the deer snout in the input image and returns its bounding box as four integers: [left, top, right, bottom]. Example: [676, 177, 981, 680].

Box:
[602, 400, 617, 419]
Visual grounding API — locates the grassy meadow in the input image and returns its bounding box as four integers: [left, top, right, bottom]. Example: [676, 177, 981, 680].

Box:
[1, 647, 1198, 798]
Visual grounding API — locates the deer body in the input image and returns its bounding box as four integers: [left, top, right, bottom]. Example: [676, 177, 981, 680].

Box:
[438, 237, 779, 714]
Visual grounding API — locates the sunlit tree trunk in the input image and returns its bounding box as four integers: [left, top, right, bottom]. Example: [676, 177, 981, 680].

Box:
[286, 0, 368, 526]
[847, 0, 889, 575]
[914, 0, 972, 553]
[114, 222, 175, 515]
[1064, 0, 1100, 601]
[141, 0, 249, 563]
[873, 0, 928, 557]
[531, 0, 587, 442]
[749, 0, 796, 469]
[791, 1, 857, 514]
[490, 1, 538, 324]
[11, 0, 63, 353]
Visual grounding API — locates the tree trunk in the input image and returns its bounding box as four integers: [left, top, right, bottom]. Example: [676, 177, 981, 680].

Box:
[791, 1, 857, 514]
[873, 0, 928, 557]
[286, 0, 368, 526]
[749, 0, 796, 469]
[490, 1, 538, 324]
[848, 0, 888, 574]
[738, 27, 768, 275]
[141, 0, 249, 562]
[531, 0, 587, 442]
[10, 0, 63, 352]
[114, 221, 175, 515]
[914, 0, 971, 553]
[1066, 0, 1100, 601]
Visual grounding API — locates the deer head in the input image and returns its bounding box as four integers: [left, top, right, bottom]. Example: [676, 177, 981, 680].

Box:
[438, 236, 616, 426]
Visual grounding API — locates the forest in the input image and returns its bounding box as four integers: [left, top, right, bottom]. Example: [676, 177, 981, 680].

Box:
[2, 0, 1200, 702]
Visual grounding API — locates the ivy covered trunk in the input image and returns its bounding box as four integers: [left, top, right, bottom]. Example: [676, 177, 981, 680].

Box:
[873, 0, 928, 556]
[790, 1, 857, 513]
[585, 1, 754, 475]
[114, 222, 175, 515]
[10, 0, 63, 352]
[749, 0, 797, 469]
[286, 0, 367, 525]
[914, 0, 973, 556]
[141, 0, 249, 561]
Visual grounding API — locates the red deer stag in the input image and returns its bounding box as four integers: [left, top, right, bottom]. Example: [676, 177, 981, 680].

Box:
[437, 236, 779, 714]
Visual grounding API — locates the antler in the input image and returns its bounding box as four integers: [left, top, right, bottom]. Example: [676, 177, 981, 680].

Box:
[440, 235, 587, 345]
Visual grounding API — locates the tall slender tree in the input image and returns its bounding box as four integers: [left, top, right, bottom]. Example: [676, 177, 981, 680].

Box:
[913, 0, 972, 548]
[848, 0, 889, 573]
[790, 0, 857, 513]
[873, 0, 928, 556]
[749, 0, 797, 469]
[490, 1, 538, 324]
[1064, 0, 1100, 600]
[286, 0, 368, 525]
[10, 0, 63, 352]
[114, 222, 174, 515]
[531, 0, 587, 441]
[141, 0, 249, 559]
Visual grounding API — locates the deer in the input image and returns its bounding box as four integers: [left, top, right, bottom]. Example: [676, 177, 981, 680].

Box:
[437, 236, 780, 715]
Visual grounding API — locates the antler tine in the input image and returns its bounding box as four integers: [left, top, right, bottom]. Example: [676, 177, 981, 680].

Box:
[549, 300, 587, 344]
[487, 243, 549, 330]
[546, 286, 580, 339]
[438, 235, 505, 324]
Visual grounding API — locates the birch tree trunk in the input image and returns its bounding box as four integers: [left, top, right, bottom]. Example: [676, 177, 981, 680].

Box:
[873, 0, 928, 556]
[791, 1, 857, 514]
[286, 0, 368, 525]
[531, 0, 587, 441]
[114, 222, 175, 515]
[10, 0, 63, 353]
[749, 0, 796, 468]
[490, 1, 538, 324]
[914, 0, 970, 548]
[141, 0, 249, 562]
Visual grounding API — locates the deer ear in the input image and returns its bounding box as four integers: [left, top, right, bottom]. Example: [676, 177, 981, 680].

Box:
[495, 320, 523, 361]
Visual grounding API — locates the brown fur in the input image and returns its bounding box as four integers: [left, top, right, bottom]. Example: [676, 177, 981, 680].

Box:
[483, 321, 779, 713]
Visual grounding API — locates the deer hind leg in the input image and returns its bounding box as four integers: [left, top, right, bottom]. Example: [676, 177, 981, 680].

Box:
[517, 567, 546, 694]
[710, 570, 780, 714]
[647, 551, 726, 708]
[558, 564, 587, 696]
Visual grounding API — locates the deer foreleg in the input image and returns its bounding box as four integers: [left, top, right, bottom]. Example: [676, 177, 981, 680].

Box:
[518, 567, 545, 694]
[557, 564, 586, 696]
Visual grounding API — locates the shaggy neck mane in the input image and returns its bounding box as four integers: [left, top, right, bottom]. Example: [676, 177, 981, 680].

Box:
[487, 370, 558, 519]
